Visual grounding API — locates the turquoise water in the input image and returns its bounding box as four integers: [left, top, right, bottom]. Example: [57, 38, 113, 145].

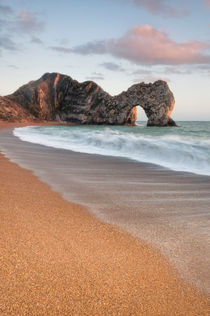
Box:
[13, 121, 210, 176]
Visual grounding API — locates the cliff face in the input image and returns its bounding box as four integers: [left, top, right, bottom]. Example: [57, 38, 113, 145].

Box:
[0, 72, 176, 126]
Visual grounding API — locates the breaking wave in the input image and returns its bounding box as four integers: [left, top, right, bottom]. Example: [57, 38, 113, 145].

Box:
[13, 122, 210, 176]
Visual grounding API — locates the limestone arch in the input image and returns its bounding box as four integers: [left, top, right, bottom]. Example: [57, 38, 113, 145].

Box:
[119, 81, 176, 127]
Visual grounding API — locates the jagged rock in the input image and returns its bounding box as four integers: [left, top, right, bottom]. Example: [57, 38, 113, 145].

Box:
[0, 72, 176, 126]
[0, 97, 34, 122]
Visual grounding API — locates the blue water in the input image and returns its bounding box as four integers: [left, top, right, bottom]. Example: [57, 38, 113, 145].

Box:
[13, 121, 210, 176]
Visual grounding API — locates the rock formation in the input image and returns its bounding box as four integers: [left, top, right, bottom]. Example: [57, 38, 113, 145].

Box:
[0, 72, 176, 126]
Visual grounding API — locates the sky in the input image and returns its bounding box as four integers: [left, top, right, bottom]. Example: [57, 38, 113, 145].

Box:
[0, 0, 210, 120]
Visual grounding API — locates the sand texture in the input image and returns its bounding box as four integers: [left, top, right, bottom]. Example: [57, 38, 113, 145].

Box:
[0, 121, 209, 315]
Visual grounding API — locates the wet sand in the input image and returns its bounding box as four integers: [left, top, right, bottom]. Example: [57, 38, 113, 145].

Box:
[0, 121, 209, 315]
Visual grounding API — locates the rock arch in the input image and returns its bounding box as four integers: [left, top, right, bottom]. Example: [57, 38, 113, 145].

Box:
[1, 73, 176, 126]
[113, 80, 176, 126]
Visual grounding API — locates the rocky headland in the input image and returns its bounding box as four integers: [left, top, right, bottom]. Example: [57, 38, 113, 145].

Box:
[0, 72, 176, 126]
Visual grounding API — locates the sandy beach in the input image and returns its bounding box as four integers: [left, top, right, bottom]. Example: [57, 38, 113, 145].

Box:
[0, 121, 210, 315]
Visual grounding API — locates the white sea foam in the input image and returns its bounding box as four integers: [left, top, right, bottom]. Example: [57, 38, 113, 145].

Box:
[13, 122, 210, 176]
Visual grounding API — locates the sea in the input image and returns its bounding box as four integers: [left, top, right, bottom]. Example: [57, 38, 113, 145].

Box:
[13, 121, 210, 177]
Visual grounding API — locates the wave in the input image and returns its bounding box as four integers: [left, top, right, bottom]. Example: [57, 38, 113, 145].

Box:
[13, 125, 210, 176]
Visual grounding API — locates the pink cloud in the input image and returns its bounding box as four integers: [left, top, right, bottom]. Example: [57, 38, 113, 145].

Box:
[17, 10, 44, 34]
[126, 0, 188, 17]
[108, 25, 210, 65]
[204, 0, 210, 6]
[70, 25, 210, 66]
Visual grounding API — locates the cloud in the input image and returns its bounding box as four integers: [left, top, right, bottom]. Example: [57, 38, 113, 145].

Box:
[16, 10, 44, 34]
[131, 64, 210, 80]
[133, 75, 171, 83]
[162, 66, 192, 75]
[71, 41, 107, 55]
[131, 68, 172, 83]
[7, 64, 19, 69]
[0, 36, 18, 51]
[0, 18, 4, 27]
[31, 36, 43, 45]
[86, 72, 104, 81]
[195, 64, 210, 74]
[50, 46, 72, 53]
[122, 0, 189, 17]
[131, 69, 154, 75]
[0, 5, 44, 35]
[204, 0, 210, 7]
[50, 41, 108, 55]
[99, 62, 125, 71]
[0, 4, 13, 15]
[108, 25, 210, 65]
[70, 25, 210, 66]
[0, 4, 45, 56]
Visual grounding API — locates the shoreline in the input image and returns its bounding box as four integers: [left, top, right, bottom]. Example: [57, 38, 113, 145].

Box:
[0, 120, 209, 315]
[13, 122, 210, 178]
[2, 125, 210, 294]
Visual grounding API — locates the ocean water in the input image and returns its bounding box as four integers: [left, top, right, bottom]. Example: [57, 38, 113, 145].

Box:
[13, 121, 210, 176]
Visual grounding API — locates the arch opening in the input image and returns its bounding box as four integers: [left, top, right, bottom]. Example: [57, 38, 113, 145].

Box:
[125, 105, 147, 125]
[137, 106, 147, 122]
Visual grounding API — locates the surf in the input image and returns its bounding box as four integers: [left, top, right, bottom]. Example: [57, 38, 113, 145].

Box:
[13, 122, 210, 176]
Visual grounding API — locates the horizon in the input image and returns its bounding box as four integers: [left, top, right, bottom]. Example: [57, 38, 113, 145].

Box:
[0, 0, 210, 121]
